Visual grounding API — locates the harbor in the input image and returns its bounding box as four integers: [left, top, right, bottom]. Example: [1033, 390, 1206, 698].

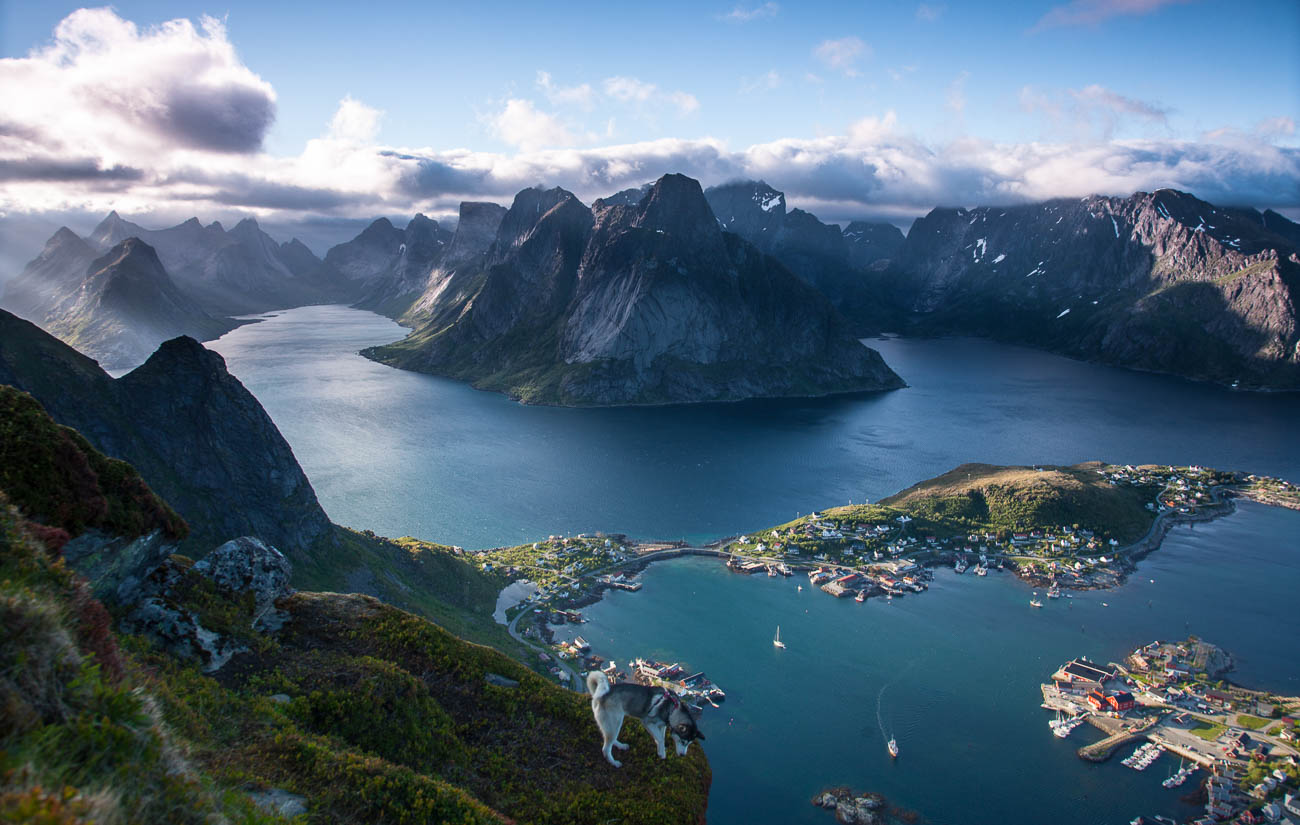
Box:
[1040, 641, 1300, 823]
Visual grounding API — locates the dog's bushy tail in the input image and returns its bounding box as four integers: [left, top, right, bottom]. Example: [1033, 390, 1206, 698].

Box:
[586, 670, 610, 699]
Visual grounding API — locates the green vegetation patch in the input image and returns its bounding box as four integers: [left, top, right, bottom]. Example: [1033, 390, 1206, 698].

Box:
[1188, 720, 1227, 741]
[0, 386, 186, 545]
[1235, 714, 1271, 731]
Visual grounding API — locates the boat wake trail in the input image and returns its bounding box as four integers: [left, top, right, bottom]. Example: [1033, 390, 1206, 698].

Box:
[876, 657, 922, 743]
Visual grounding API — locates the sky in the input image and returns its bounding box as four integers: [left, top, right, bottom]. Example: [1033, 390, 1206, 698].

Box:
[0, 0, 1297, 253]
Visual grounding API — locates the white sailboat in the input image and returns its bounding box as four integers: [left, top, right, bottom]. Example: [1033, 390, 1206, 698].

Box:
[773, 625, 786, 649]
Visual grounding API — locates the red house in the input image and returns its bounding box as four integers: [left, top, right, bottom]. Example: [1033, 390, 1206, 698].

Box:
[1086, 690, 1135, 713]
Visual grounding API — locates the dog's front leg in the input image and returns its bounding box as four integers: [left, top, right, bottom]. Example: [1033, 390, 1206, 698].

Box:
[643, 719, 668, 759]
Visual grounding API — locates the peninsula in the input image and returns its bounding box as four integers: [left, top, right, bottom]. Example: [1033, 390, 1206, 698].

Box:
[455, 462, 1298, 679]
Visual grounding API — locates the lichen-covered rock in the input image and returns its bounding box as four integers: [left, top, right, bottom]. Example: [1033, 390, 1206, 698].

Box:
[193, 536, 292, 622]
[60, 528, 178, 605]
[121, 596, 245, 673]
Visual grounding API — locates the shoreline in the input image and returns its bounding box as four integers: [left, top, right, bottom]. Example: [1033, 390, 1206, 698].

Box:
[503, 482, 1296, 631]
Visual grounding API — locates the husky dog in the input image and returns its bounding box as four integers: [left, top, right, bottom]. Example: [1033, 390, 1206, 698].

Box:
[586, 670, 705, 767]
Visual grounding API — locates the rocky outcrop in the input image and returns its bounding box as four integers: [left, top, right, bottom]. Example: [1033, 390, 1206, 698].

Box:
[366, 174, 903, 405]
[193, 536, 293, 627]
[119, 535, 293, 672]
[883, 189, 1300, 389]
[0, 310, 332, 556]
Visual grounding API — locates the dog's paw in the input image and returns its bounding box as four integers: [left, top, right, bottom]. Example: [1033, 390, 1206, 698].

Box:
[613, 740, 630, 750]
[606, 757, 623, 768]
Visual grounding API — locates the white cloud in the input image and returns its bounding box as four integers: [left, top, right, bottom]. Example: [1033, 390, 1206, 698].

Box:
[813, 37, 868, 77]
[329, 96, 383, 143]
[1031, 0, 1191, 31]
[915, 4, 945, 22]
[946, 71, 970, 116]
[1, 9, 1295, 231]
[740, 70, 783, 94]
[536, 71, 595, 109]
[1022, 83, 1169, 139]
[487, 99, 575, 151]
[887, 65, 917, 82]
[0, 8, 275, 164]
[604, 76, 658, 103]
[721, 2, 780, 22]
[669, 91, 701, 115]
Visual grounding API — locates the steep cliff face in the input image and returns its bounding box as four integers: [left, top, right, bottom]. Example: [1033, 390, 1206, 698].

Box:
[886, 189, 1300, 388]
[38, 238, 241, 370]
[0, 309, 331, 554]
[366, 174, 903, 405]
[404, 201, 508, 326]
[327, 214, 455, 316]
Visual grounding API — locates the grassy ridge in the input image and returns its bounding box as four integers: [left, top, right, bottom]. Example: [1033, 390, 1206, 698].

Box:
[879, 462, 1157, 542]
[0, 394, 712, 824]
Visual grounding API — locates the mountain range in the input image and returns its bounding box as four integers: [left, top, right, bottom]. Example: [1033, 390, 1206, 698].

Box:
[4, 177, 1297, 392]
[879, 189, 1300, 389]
[362, 174, 904, 405]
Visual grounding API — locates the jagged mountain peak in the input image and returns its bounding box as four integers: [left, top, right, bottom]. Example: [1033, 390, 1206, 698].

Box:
[631, 174, 724, 255]
[496, 186, 589, 252]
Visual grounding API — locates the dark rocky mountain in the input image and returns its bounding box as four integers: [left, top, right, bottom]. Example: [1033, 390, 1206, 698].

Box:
[325, 214, 454, 316]
[704, 180, 902, 309]
[403, 201, 508, 324]
[881, 189, 1300, 389]
[87, 211, 351, 315]
[37, 238, 241, 370]
[0, 308, 330, 554]
[366, 174, 903, 405]
[843, 221, 906, 270]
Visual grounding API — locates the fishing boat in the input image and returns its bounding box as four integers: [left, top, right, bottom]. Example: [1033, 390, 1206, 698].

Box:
[1030, 599, 1044, 608]
[773, 626, 785, 649]
[887, 737, 899, 758]
[954, 558, 969, 574]
[855, 590, 867, 602]
[1047, 584, 1062, 599]
[797, 584, 803, 591]
[975, 565, 988, 576]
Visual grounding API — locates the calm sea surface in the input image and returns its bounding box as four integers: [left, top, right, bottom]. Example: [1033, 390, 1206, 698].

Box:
[209, 305, 1300, 825]
[208, 305, 1300, 550]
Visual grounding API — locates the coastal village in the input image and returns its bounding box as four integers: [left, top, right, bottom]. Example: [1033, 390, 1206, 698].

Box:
[1038, 638, 1300, 824]
[459, 463, 1299, 824]
[475, 465, 1295, 658]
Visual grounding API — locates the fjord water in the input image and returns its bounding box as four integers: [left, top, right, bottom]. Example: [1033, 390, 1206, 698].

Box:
[554, 502, 1300, 825]
[208, 305, 1300, 824]
[208, 305, 1300, 550]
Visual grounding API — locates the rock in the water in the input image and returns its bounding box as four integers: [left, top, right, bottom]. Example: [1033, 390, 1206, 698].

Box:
[193, 536, 293, 623]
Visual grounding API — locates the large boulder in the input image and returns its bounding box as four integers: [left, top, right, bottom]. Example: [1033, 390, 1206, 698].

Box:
[121, 596, 245, 673]
[193, 536, 293, 625]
